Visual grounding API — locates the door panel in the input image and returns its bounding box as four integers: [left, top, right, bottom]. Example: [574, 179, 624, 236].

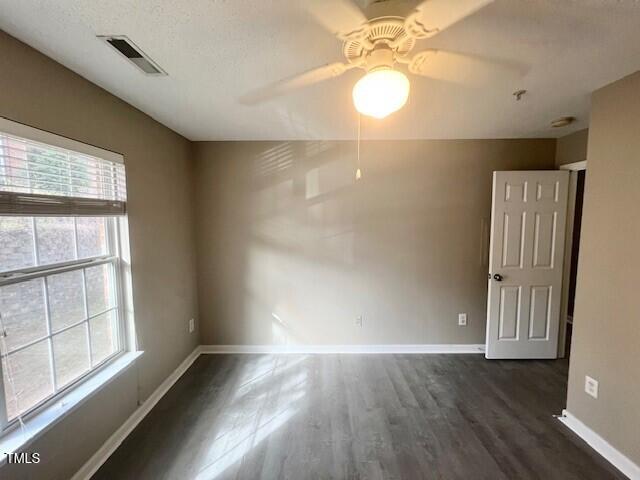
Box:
[533, 212, 556, 268]
[498, 286, 520, 339]
[502, 213, 525, 268]
[486, 171, 569, 359]
[528, 286, 551, 339]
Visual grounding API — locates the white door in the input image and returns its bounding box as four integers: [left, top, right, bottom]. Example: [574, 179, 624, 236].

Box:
[486, 171, 570, 359]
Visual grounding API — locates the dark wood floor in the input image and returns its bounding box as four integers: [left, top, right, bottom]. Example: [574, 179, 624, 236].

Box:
[94, 354, 624, 480]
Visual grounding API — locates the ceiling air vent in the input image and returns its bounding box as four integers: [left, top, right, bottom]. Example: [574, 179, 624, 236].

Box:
[98, 35, 167, 76]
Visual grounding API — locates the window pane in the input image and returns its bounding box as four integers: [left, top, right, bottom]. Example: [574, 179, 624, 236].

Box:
[85, 264, 115, 315]
[2, 135, 126, 201]
[90, 310, 118, 365]
[52, 323, 90, 388]
[76, 217, 108, 259]
[2, 340, 53, 420]
[0, 278, 47, 354]
[27, 146, 71, 197]
[48, 270, 86, 332]
[0, 217, 35, 272]
[35, 217, 76, 265]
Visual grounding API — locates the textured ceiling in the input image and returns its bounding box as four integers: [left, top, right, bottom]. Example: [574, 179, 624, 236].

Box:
[1, 0, 640, 140]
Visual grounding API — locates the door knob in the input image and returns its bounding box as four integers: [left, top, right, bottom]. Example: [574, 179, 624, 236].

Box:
[493, 274, 503, 282]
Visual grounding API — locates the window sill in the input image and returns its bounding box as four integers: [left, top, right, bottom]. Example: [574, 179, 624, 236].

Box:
[0, 350, 143, 466]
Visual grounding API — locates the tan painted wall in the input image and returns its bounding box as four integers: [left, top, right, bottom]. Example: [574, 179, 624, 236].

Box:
[566, 71, 640, 465]
[0, 31, 199, 479]
[194, 139, 556, 346]
[555, 129, 589, 167]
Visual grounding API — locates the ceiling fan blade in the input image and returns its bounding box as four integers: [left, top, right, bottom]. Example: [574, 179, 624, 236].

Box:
[408, 49, 524, 87]
[405, 0, 494, 39]
[240, 62, 355, 105]
[302, 0, 369, 40]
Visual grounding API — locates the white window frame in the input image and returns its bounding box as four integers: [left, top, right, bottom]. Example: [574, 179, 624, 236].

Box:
[0, 118, 135, 437]
[0, 217, 127, 431]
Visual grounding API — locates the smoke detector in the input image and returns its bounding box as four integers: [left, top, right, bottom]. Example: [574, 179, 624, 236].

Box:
[98, 35, 167, 76]
[550, 116, 576, 128]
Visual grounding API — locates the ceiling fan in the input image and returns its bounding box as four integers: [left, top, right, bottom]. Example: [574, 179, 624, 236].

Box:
[241, 0, 520, 119]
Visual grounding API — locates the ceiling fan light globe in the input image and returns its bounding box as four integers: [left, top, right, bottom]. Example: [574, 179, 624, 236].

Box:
[352, 69, 410, 119]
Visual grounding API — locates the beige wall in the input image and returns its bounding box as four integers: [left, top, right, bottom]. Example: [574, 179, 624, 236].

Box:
[194, 139, 555, 346]
[566, 71, 640, 465]
[10, 18, 639, 477]
[0, 31, 199, 479]
[555, 128, 589, 167]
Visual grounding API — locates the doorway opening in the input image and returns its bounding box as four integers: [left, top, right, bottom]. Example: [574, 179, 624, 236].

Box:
[559, 162, 587, 359]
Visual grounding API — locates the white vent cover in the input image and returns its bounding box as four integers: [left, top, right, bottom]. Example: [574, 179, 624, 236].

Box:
[98, 35, 167, 76]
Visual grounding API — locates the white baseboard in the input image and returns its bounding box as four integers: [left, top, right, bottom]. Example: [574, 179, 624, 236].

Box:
[71, 346, 202, 480]
[558, 409, 640, 480]
[200, 344, 486, 354]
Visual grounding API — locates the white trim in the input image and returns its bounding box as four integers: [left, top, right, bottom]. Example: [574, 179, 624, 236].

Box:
[560, 160, 587, 171]
[200, 344, 486, 354]
[558, 410, 640, 479]
[558, 170, 578, 358]
[0, 116, 124, 164]
[70, 346, 201, 480]
[0, 351, 142, 465]
[558, 162, 587, 357]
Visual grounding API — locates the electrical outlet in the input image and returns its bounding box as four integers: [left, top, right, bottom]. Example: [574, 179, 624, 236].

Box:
[189, 318, 195, 333]
[585, 376, 598, 399]
[458, 313, 468, 326]
[355, 315, 363, 327]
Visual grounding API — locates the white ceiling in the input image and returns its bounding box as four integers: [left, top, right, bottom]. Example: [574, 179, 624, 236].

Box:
[1, 0, 640, 140]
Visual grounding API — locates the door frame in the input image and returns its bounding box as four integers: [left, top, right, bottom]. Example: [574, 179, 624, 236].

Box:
[557, 160, 587, 358]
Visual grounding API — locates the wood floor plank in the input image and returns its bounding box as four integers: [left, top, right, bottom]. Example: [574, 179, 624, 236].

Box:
[93, 355, 626, 480]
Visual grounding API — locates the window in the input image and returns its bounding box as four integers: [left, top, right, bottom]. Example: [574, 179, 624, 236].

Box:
[0, 118, 130, 430]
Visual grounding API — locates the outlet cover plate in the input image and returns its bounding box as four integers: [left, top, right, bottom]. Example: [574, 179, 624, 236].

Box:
[585, 375, 598, 399]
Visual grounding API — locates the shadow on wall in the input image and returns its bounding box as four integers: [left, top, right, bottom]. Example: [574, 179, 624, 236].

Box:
[247, 141, 359, 345]
[195, 139, 555, 346]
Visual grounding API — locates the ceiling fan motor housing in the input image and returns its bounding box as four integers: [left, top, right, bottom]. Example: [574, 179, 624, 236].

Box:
[366, 45, 395, 71]
[343, 17, 415, 67]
